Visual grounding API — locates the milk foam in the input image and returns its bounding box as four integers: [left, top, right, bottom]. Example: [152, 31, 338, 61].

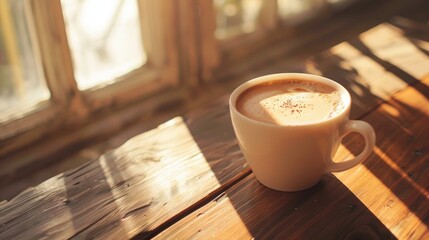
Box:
[236, 79, 344, 125]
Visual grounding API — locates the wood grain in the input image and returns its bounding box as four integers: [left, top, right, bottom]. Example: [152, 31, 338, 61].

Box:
[2, 16, 429, 239]
[155, 76, 429, 239]
[334, 76, 429, 239]
[0, 97, 248, 240]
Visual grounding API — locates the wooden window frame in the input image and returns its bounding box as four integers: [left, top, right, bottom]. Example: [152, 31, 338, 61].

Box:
[1, 0, 180, 156]
[1, 0, 369, 158]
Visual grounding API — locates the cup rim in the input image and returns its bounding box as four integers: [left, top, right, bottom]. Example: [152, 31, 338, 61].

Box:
[229, 73, 351, 127]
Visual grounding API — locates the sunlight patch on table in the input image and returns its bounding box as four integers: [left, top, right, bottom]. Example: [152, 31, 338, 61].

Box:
[99, 155, 134, 238]
[32, 176, 75, 237]
[154, 191, 252, 239]
[359, 23, 429, 80]
[97, 116, 223, 235]
[150, 117, 222, 197]
[372, 146, 429, 201]
[330, 42, 408, 100]
[209, 196, 253, 238]
[333, 145, 428, 239]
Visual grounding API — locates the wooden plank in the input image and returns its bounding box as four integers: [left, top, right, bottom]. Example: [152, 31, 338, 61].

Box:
[155, 173, 397, 239]
[155, 76, 429, 239]
[0, 97, 248, 239]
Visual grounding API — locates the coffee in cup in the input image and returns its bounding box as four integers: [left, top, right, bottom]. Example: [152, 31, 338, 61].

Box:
[236, 79, 344, 125]
[229, 73, 375, 191]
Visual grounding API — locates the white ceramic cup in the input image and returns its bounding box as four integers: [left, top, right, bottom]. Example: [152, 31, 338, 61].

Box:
[229, 73, 376, 191]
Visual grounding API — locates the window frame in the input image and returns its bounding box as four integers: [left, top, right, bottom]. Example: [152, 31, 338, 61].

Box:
[0, 0, 181, 156]
[1, 0, 369, 158]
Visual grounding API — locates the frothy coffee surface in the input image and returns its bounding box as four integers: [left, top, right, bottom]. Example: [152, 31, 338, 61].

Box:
[236, 79, 344, 125]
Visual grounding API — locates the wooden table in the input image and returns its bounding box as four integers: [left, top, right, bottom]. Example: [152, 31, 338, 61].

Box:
[1, 17, 429, 239]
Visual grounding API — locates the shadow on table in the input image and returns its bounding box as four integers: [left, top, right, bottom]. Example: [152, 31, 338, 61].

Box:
[305, 15, 429, 234]
[109, 17, 429, 238]
[232, 173, 397, 239]
[179, 102, 396, 238]
[307, 52, 383, 119]
[108, 15, 428, 239]
[176, 17, 429, 239]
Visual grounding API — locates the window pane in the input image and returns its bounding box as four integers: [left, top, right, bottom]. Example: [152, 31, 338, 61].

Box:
[0, 0, 49, 117]
[214, 0, 263, 39]
[327, 0, 356, 9]
[61, 0, 147, 90]
[277, 0, 322, 23]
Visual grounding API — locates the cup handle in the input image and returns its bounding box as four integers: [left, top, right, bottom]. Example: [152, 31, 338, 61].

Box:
[327, 120, 376, 172]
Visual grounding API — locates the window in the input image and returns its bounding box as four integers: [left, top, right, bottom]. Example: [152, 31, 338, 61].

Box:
[278, 0, 324, 24]
[0, 0, 49, 123]
[61, 0, 147, 90]
[1, 0, 363, 157]
[214, 0, 264, 39]
[1, 0, 179, 156]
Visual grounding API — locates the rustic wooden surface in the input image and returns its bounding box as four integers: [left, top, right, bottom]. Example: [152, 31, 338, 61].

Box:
[0, 98, 248, 239]
[155, 76, 429, 240]
[1, 16, 429, 239]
